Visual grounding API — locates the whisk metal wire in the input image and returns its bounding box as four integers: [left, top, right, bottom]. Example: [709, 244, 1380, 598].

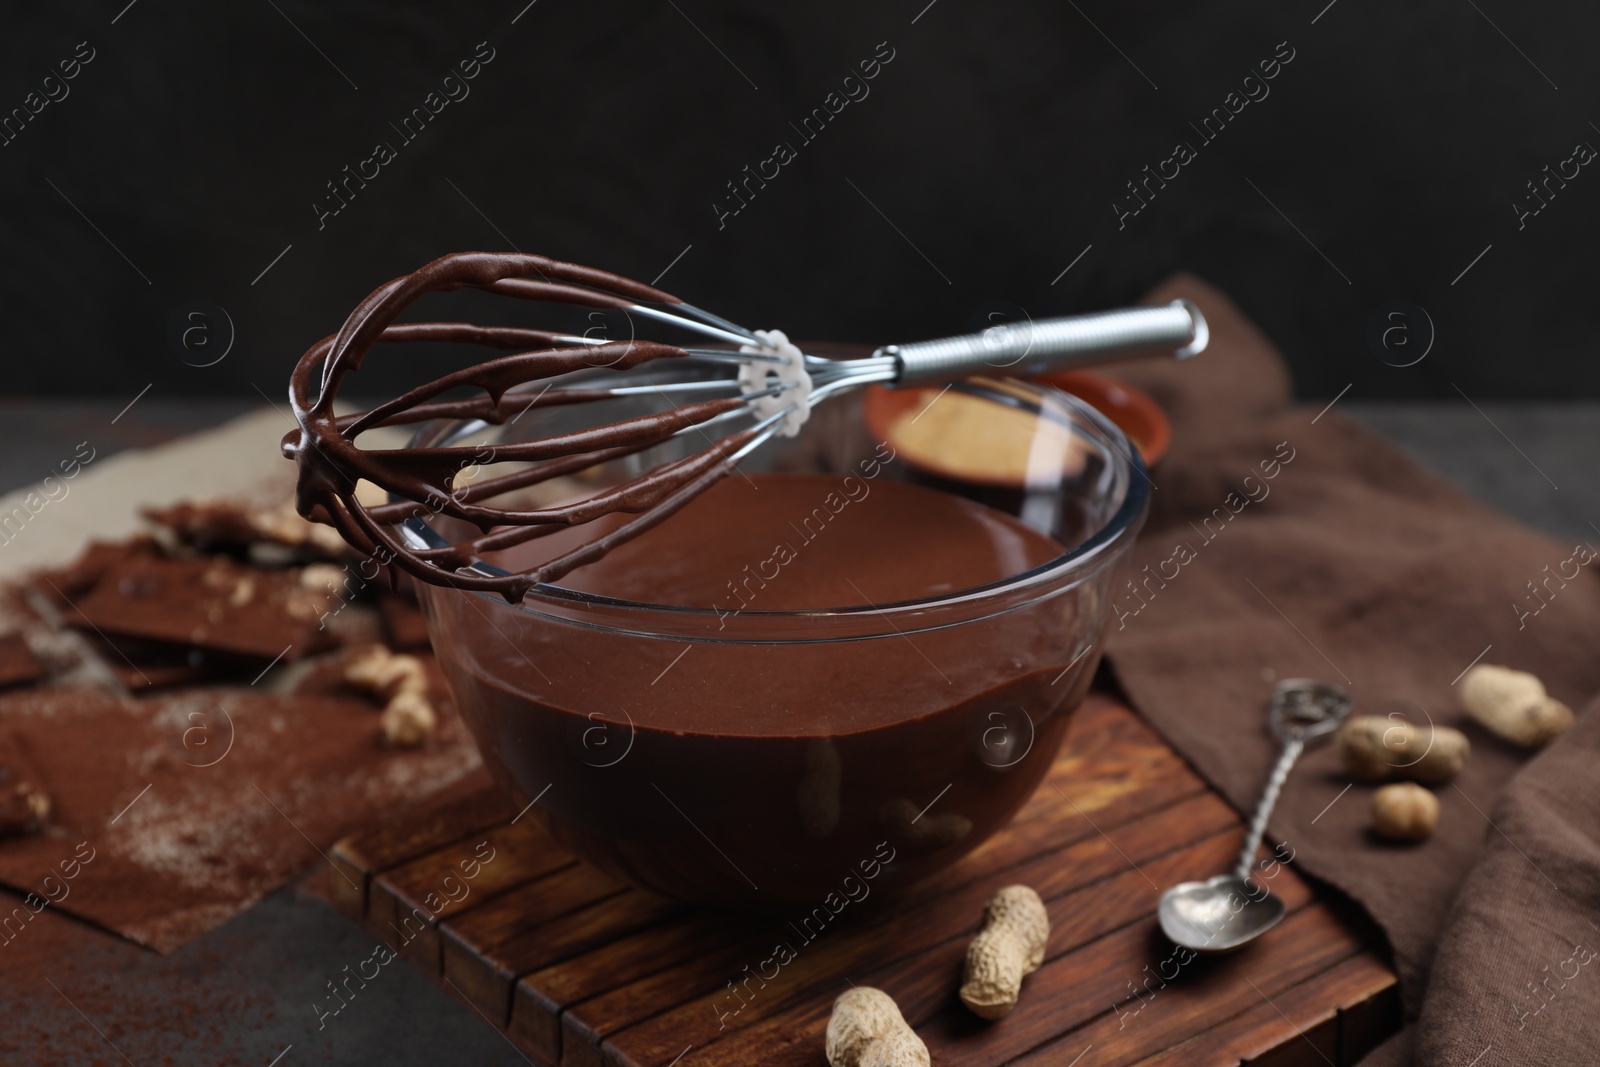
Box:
[285, 251, 1204, 603]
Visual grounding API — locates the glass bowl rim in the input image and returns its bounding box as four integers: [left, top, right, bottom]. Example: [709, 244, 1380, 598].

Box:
[400, 379, 1151, 628]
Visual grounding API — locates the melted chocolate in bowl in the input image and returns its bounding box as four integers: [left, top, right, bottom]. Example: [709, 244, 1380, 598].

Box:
[421, 458, 1143, 909]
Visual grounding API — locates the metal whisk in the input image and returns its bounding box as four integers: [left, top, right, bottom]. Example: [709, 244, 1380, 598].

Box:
[285, 251, 1207, 602]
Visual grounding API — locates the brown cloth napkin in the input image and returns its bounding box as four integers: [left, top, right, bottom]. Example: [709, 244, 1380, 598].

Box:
[1102, 275, 1600, 1058]
[1410, 690, 1600, 1064]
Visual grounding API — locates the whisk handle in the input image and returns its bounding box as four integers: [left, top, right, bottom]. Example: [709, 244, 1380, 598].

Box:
[883, 299, 1207, 385]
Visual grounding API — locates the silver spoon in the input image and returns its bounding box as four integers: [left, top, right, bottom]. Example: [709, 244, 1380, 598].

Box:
[1157, 678, 1351, 953]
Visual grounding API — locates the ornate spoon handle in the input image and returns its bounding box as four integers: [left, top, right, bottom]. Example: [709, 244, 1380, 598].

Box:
[1233, 736, 1304, 882]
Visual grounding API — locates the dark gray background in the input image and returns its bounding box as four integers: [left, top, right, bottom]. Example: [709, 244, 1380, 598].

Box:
[1, 0, 1594, 403]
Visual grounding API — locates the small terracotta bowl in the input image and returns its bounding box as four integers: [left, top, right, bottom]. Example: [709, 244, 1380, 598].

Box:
[864, 369, 1170, 478]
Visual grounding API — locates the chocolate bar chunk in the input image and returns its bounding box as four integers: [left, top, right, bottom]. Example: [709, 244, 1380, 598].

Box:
[141, 500, 261, 551]
[33, 536, 161, 604]
[0, 732, 50, 837]
[378, 593, 432, 651]
[70, 554, 338, 663]
[0, 633, 43, 690]
[89, 637, 231, 692]
[143, 498, 349, 559]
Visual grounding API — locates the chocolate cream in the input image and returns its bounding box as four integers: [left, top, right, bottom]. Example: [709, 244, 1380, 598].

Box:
[423, 471, 1103, 908]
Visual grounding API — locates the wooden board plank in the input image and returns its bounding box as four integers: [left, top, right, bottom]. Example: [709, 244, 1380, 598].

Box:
[652, 824, 1318, 1067]
[329, 697, 1399, 1067]
[512, 912, 756, 1067]
[599, 794, 1252, 1067]
[1129, 951, 1394, 1067]
[441, 862, 630, 1022]
[1001, 906, 1364, 1067]
[1334, 957, 1402, 1066]
[329, 785, 515, 919]
[648, 828, 1269, 1067]
[370, 819, 574, 975]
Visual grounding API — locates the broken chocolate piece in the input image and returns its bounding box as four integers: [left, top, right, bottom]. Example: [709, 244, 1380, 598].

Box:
[92, 638, 232, 692]
[140, 500, 261, 552]
[0, 732, 50, 837]
[378, 593, 431, 651]
[0, 633, 44, 690]
[143, 498, 351, 560]
[32, 536, 161, 605]
[69, 554, 338, 663]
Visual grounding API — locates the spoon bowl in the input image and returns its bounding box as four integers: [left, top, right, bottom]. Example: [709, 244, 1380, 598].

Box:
[1158, 874, 1286, 953]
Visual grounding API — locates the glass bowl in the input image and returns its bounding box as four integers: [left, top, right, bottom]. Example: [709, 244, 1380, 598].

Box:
[405, 369, 1149, 910]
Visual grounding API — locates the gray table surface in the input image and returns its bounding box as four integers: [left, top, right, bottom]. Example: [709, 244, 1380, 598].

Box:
[1, 399, 1594, 1066]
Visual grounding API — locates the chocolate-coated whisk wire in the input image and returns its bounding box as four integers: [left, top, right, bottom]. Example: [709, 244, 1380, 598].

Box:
[287, 251, 1205, 603]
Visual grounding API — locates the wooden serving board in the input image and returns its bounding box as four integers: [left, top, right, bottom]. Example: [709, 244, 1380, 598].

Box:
[329, 694, 1399, 1066]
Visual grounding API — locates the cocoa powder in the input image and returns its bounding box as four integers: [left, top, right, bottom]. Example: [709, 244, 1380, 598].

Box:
[0, 526, 489, 955]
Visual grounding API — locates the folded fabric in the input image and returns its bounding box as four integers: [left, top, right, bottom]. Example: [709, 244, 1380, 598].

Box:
[1103, 275, 1600, 1061]
[1411, 690, 1600, 1065]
